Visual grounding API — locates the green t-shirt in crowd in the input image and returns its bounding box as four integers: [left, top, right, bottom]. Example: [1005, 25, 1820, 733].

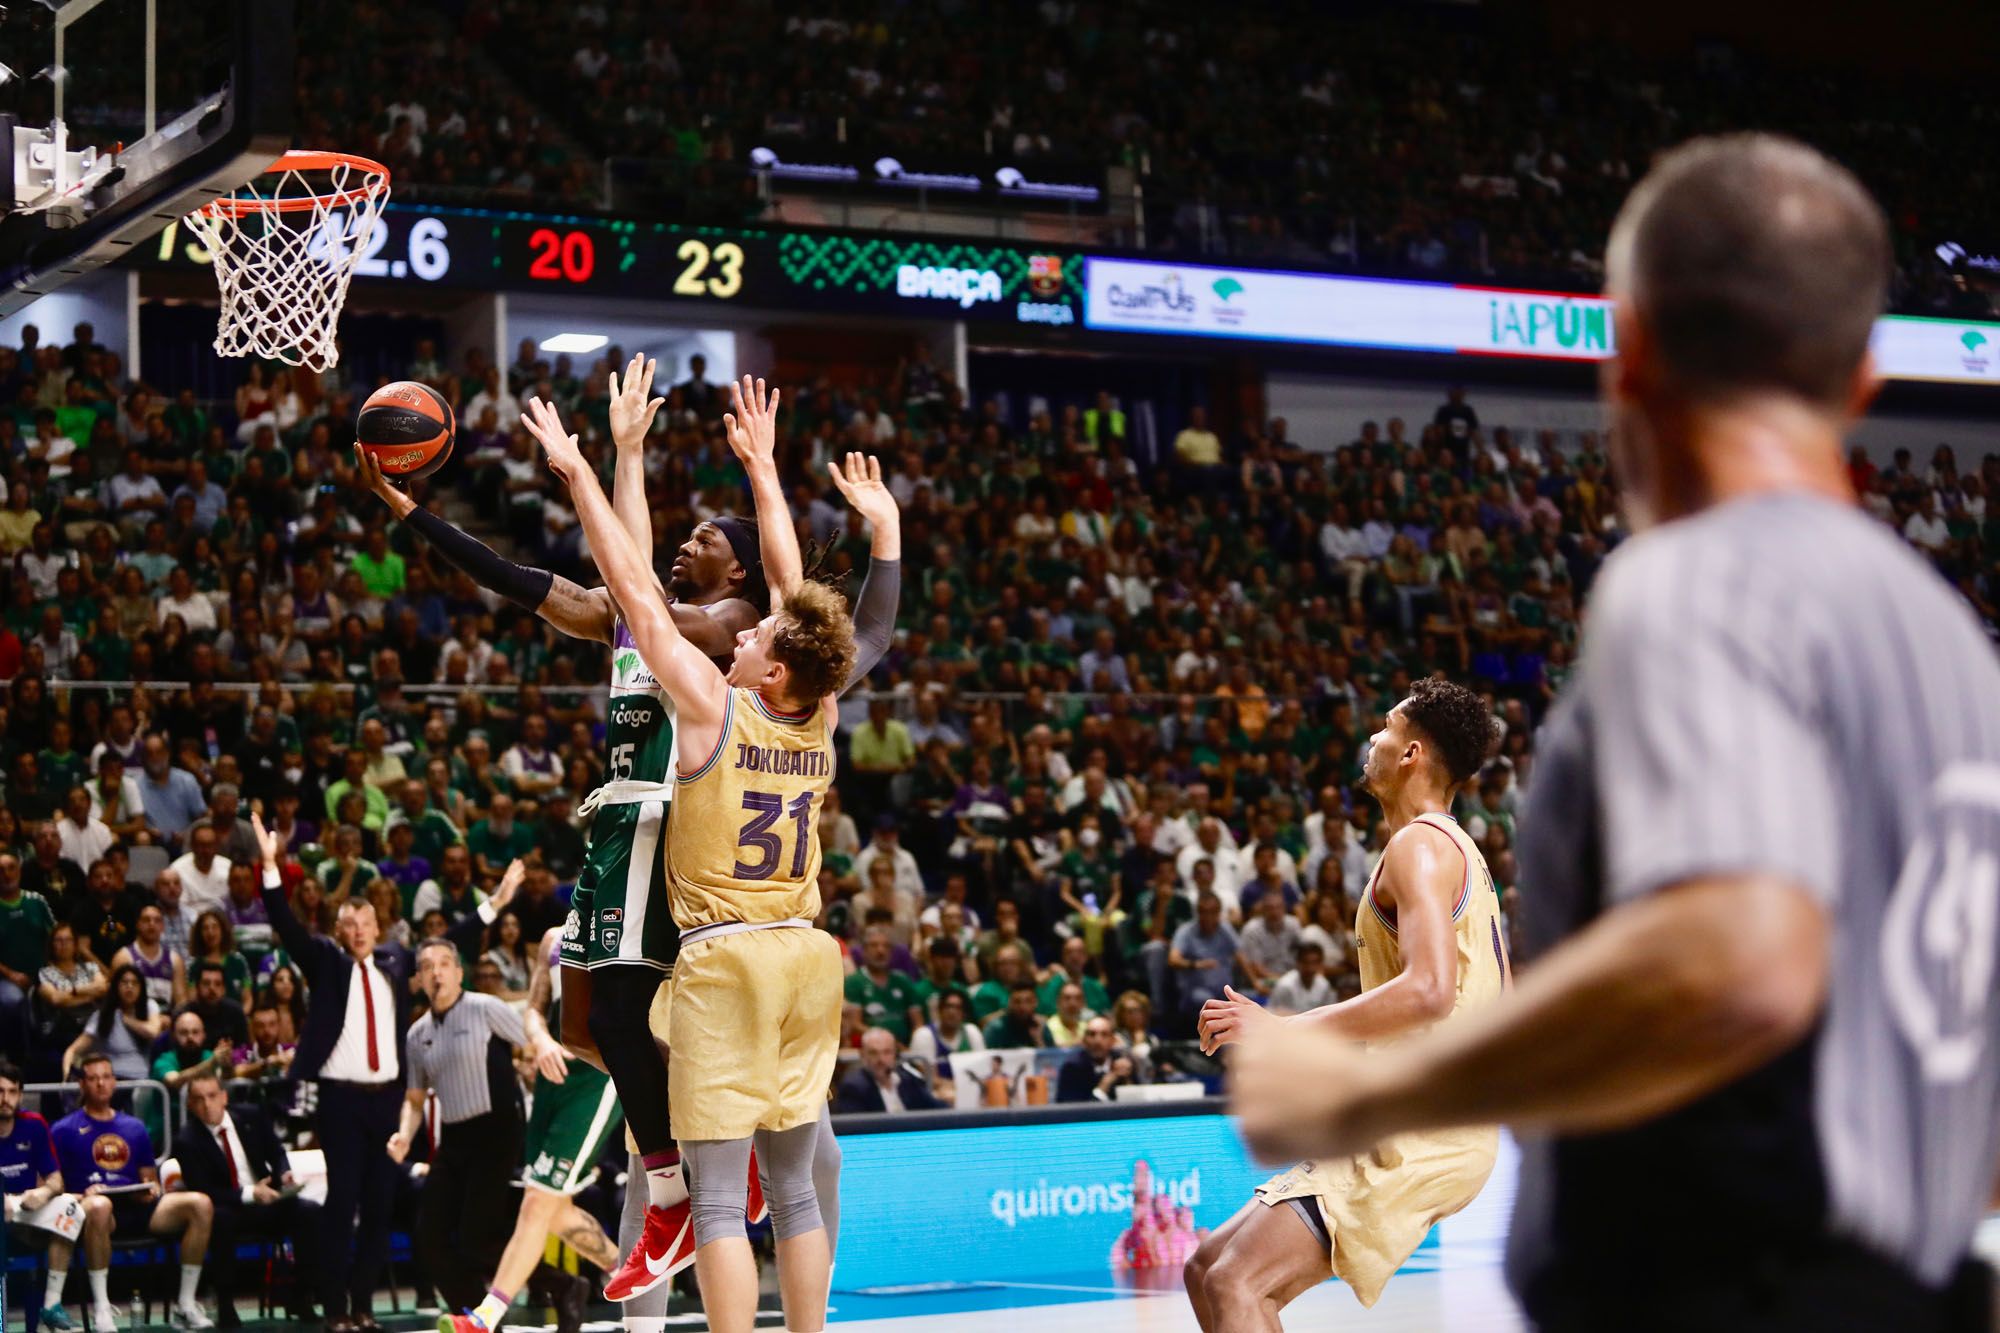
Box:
[844, 968, 923, 1044]
[466, 818, 537, 870]
[0, 891, 56, 976]
[1037, 971, 1110, 1016]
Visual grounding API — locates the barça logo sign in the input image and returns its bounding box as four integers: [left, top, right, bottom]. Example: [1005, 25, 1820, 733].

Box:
[1027, 255, 1065, 299]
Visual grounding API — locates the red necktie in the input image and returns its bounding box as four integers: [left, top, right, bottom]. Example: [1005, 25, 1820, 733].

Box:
[219, 1126, 239, 1190]
[357, 959, 380, 1071]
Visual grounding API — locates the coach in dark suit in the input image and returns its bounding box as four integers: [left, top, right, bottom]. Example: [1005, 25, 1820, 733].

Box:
[256, 817, 410, 1333]
[1055, 1017, 1136, 1104]
[834, 1028, 943, 1114]
[255, 817, 495, 1330]
[174, 1071, 320, 1326]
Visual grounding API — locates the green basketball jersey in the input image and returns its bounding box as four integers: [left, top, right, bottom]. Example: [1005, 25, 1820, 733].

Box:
[607, 615, 678, 787]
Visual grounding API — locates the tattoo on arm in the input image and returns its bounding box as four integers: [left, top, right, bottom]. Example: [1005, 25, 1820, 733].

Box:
[537, 578, 617, 643]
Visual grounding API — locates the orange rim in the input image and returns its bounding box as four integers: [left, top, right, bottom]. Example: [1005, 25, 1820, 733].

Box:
[196, 150, 392, 217]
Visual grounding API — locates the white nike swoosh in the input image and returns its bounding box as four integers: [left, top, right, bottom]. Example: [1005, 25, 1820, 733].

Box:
[643, 1247, 676, 1276]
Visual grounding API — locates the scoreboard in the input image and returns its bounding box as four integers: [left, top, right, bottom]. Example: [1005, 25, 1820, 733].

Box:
[140, 204, 1084, 328]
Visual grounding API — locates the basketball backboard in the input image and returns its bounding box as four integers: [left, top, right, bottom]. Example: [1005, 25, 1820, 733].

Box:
[0, 0, 293, 316]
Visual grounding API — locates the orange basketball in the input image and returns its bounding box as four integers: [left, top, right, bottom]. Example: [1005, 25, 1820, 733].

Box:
[357, 380, 455, 480]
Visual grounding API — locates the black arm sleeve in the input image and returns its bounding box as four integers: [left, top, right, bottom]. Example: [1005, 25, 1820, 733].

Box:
[841, 558, 899, 695]
[403, 505, 556, 612]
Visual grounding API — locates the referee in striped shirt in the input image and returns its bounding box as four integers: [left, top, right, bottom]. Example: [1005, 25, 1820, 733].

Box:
[388, 937, 528, 1318]
[1230, 133, 2000, 1332]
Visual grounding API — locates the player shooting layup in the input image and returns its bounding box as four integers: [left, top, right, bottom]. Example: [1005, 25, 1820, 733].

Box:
[1187, 679, 1508, 1328]
[525, 377, 864, 1333]
[359, 361, 899, 1305]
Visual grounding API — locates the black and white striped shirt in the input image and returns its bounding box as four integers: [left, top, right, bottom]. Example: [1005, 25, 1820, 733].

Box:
[1511, 491, 2000, 1295]
[404, 991, 526, 1125]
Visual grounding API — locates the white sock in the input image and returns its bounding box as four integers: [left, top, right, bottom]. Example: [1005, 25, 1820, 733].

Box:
[645, 1162, 687, 1210]
[46, 1268, 69, 1304]
[88, 1269, 110, 1309]
[471, 1289, 510, 1329]
[179, 1263, 202, 1307]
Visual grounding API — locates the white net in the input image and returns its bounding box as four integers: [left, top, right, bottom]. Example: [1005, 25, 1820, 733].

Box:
[183, 152, 391, 373]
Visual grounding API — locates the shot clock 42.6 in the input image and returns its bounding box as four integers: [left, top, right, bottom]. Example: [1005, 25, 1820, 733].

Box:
[153, 210, 454, 281]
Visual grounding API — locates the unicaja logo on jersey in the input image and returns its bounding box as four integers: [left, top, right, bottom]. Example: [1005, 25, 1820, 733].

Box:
[614, 649, 657, 689]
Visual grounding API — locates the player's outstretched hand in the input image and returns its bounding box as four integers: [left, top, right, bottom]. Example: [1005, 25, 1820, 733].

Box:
[722, 374, 780, 469]
[608, 354, 665, 451]
[520, 397, 586, 482]
[352, 442, 416, 518]
[827, 451, 897, 529]
[1229, 1020, 1378, 1164]
[1198, 985, 1279, 1056]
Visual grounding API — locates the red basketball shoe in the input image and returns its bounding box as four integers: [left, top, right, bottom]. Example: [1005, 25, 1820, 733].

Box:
[603, 1198, 695, 1302]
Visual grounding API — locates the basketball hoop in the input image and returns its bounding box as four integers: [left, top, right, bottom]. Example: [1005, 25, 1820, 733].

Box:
[184, 150, 391, 373]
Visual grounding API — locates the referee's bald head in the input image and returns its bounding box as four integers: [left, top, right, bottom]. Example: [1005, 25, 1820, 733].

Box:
[1606, 133, 1891, 411]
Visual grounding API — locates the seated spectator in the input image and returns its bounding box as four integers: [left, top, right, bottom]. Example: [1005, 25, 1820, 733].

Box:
[851, 813, 925, 905]
[0, 854, 56, 1063]
[171, 825, 235, 919]
[189, 912, 254, 1012]
[973, 898, 1036, 976]
[173, 1071, 320, 1324]
[112, 903, 189, 1011]
[1038, 936, 1110, 1016]
[464, 792, 534, 886]
[70, 859, 140, 968]
[138, 734, 209, 848]
[908, 989, 986, 1075]
[317, 824, 383, 904]
[1108, 991, 1158, 1083]
[55, 785, 115, 870]
[850, 855, 921, 950]
[981, 978, 1047, 1050]
[50, 1054, 216, 1328]
[230, 1004, 297, 1082]
[18, 826, 83, 919]
[1237, 842, 1302, 915]
[35, 921, 107, 1049]
[833, 1028, 944, 1114]
[844, 926, 924, 1046]
[1269, 940, 1336, 1015]
[910, 935, 971, 1023]
[185, 960, 250, 1050]
[971, 943, 1032, 1023]
[153, 1009, 234, 1091]
[1238, 889, 1302, 996]
[411, 844, 484, 924]
[480, 909, 531, 1001]
[1044, 982, 1094, 1048]
[324, 750, 389, 833]
[1167, 892, 1240, 1034]
[60, 966, 166, 1083]
[1055, 1016, 1138, 1104]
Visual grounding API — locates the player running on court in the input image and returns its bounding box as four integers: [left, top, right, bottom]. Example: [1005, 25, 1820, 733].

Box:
[1185, 679, 1507, 1328]
[524, 377, 852, 1333]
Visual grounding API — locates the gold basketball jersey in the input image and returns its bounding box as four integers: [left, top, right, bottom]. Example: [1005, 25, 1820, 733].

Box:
[1355, 812, 1510, 1038]
[667, 688, 835, 929]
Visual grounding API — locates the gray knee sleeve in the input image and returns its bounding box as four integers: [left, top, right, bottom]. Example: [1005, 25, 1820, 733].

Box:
[681, 1139, 754, 1248]
[751, 1122, 824, 1242]
[619, 1154, 672, 1322]
[811, 1106, 841, 1257]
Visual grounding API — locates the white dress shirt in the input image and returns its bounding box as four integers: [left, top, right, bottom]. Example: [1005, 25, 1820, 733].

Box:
[322, 955, 399, 1083]
[210, 1112, 258, 1203]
